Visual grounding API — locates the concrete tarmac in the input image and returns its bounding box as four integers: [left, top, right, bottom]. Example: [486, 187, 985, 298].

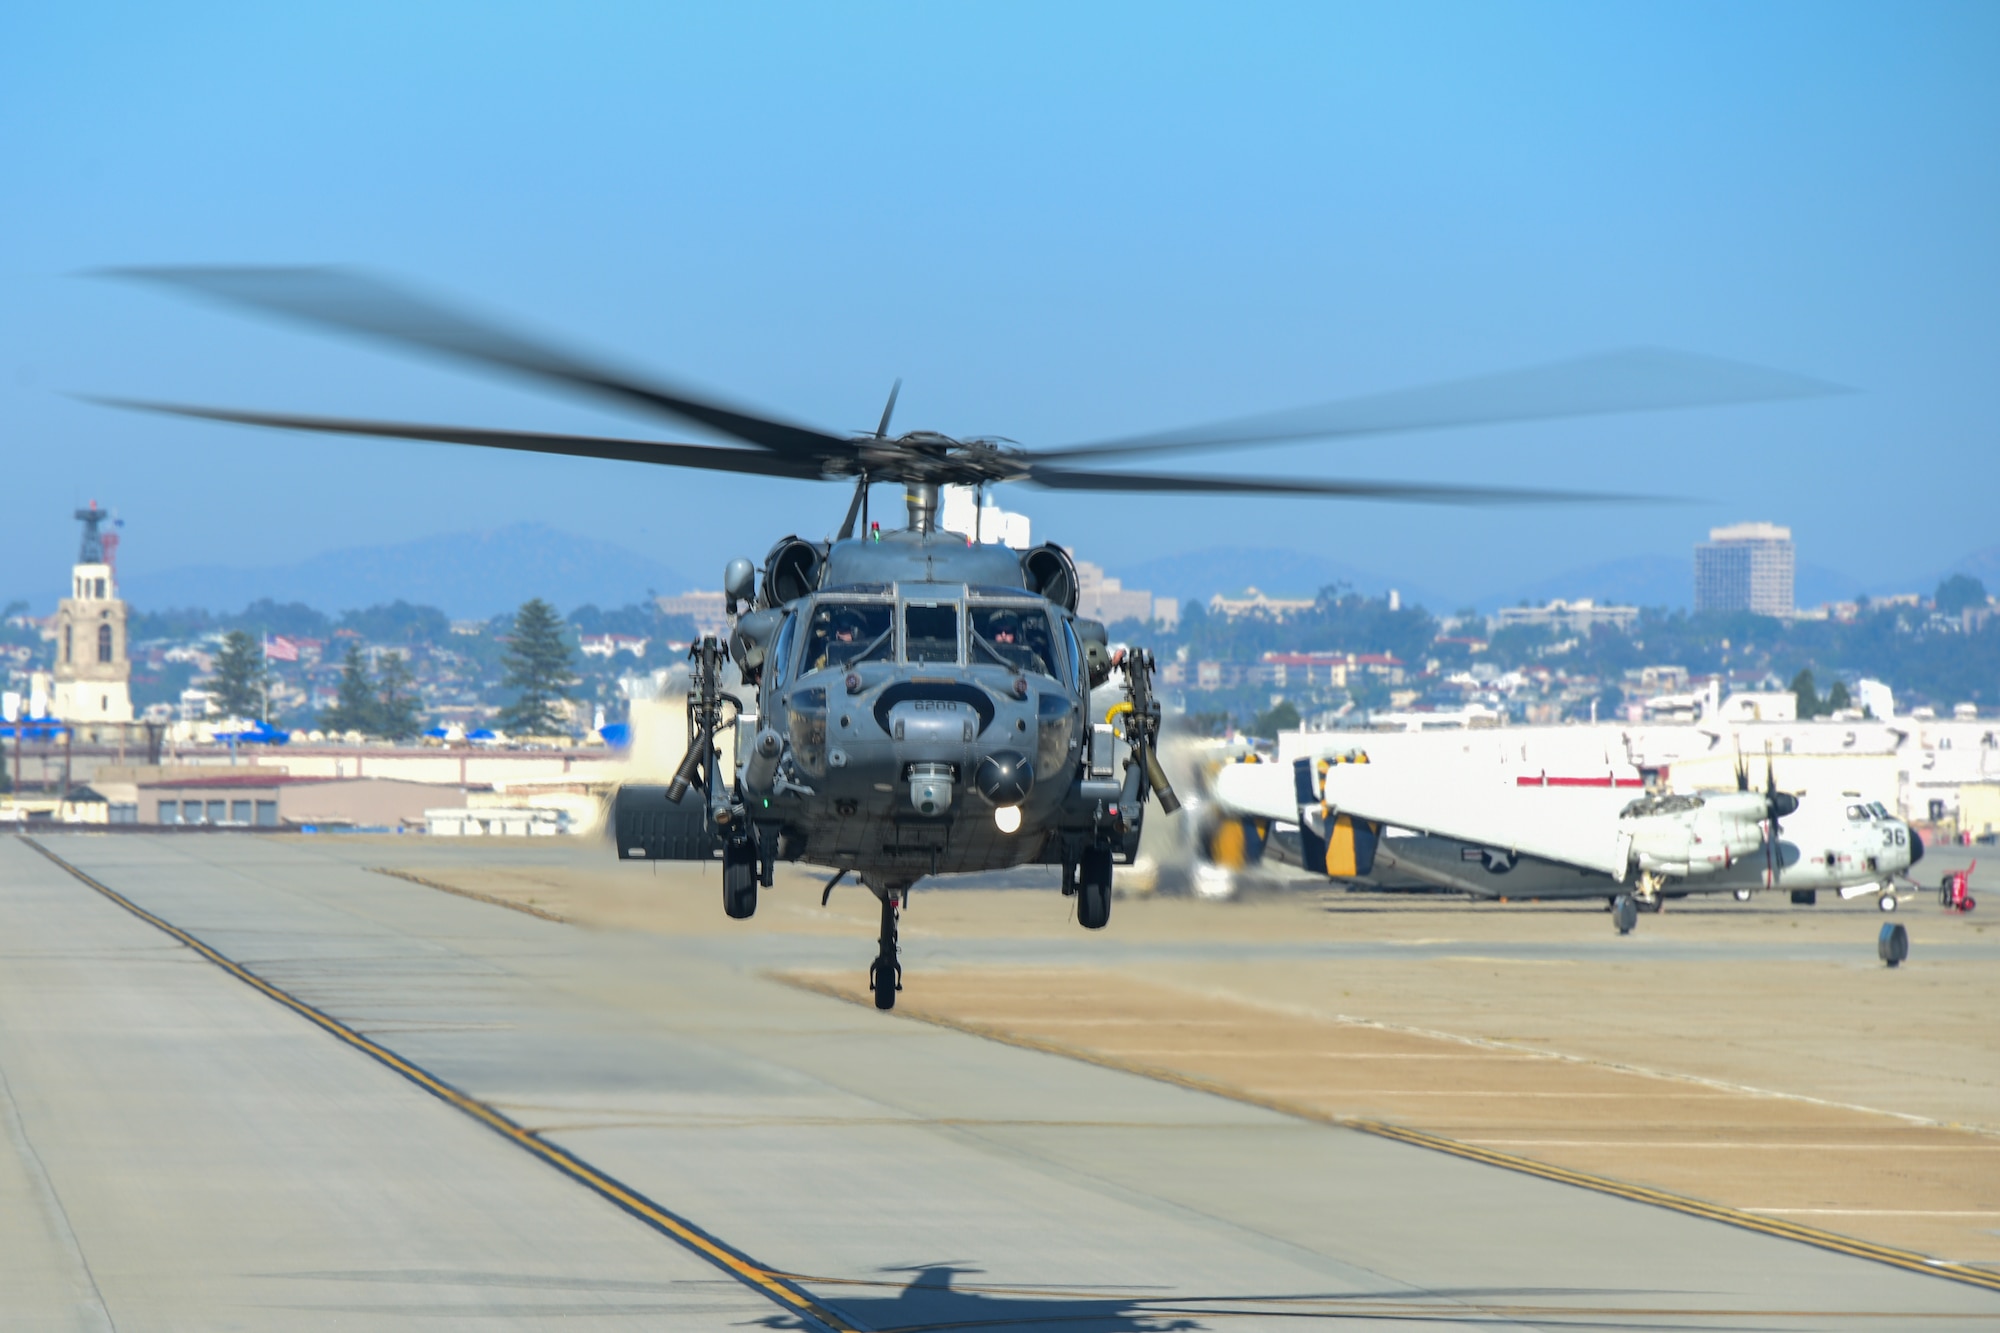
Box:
[4, 833, 1997, 1331]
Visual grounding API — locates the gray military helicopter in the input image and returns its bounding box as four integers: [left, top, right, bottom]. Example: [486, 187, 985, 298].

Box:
[98, 267, 1839, 1007]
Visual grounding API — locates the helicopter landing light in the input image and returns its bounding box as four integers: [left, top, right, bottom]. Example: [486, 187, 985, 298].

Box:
[994, 805, 1022, 834]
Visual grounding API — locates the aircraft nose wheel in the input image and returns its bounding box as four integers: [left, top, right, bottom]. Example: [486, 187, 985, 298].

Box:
[1077, 845, 1114, 930]
[722, 838, 758, 919]
[1878, 892, 1898, 913]
[870, 891, 903, 1010]
[1611, 894, 1639, 935]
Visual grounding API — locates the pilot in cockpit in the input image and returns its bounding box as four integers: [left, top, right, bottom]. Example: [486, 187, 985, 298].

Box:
[814, 605, 864, 671]
[973, 606, 1053, 675]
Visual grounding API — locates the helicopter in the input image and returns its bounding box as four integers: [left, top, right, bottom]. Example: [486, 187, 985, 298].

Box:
[95, 266, 1840, 1008]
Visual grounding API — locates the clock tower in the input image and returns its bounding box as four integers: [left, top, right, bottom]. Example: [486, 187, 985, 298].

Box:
[51, 502, 134, 724]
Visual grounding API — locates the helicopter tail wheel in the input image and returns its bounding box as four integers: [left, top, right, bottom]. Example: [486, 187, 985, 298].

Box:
[1611, 894, 1639, 935]
[1077, 845, 1114, 930]
[871, 892, 902, 1010]
[722, 839, 758, 919]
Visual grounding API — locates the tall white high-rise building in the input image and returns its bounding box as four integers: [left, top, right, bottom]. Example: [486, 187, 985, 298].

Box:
[940, 485, 1031, 549]
[1694, 521, 1794, 616]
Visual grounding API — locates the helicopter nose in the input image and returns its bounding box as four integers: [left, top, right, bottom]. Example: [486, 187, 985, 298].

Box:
[1907, 822, 1924, 865]
[975, 751, 1034, 805]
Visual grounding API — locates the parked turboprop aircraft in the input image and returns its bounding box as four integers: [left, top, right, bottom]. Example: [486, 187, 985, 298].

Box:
[1211, 749, 1923, 932]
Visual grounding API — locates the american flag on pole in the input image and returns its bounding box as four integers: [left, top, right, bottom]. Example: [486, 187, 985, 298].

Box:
[263, 635, 300, 662]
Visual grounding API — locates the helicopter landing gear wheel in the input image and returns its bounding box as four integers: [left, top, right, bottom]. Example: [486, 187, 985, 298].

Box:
[1611, 894, 1639, 935]
[722, 839, 758, 920]
[1734, 888, 1753, 902]
[1878, 892, 1898, 913]
[869, 891, 902, 1010]
[1077, 845, 1113, 930]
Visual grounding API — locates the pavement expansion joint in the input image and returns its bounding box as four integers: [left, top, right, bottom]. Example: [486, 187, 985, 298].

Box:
[772, 967, 2000, 1296]
[368, 866, 572, 922]
[1165, 978, 2000, 1138]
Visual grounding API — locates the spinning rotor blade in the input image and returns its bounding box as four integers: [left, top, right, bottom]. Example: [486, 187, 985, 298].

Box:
[102, 266, 852, 466]
[875, 379, 902, 439]
[1026, 462, 1660, 505]
[836, 474, 869, 541]
[91, 399, 823, 479]
[1036, 348, 1846, 463]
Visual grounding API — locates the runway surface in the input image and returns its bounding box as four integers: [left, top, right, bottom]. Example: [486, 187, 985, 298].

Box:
[4, 833, 1997, 1331]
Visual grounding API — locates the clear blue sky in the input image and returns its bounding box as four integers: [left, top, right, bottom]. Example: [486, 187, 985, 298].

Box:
[4, 3, 1996, 610]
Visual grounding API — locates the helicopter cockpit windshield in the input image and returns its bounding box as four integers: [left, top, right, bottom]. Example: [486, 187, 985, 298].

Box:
[805, 601, 894, 672]
[903, 602, 961, 664]
[970, 604, 1059, 678]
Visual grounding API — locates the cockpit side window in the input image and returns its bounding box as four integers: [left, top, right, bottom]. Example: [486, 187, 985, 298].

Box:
[804, 600, 893, 671]
[970, 605, 1058, 677]
[769, 613, 798, 687]
[1867, 801, 1891, 819]
[1845, 803, 1868, 821]
[1061, 619, 1084, 693]
[903, 602, 961, 665]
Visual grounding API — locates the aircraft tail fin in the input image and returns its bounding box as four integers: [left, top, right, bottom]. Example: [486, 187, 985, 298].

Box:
[1297, 805, 1380, 879]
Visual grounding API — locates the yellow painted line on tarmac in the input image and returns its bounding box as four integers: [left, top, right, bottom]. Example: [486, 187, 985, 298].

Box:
[776, 970, 2000, 1296]
[22, 838, 859, 1333]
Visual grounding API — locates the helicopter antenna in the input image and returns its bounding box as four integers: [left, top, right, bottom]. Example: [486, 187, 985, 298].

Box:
[875, 379, 901, 439]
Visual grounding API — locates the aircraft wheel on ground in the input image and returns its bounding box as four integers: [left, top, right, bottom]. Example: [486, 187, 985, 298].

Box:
[1878, 892, 1898, 913]
[1734, 888, 1753, 902]
[722, 841, 758, 919]
[1790, 889, 1818, 906]
[1077, 845, 1114, 930]
[1611, 894, 1639, 935]
[870, 958, 898, 1010]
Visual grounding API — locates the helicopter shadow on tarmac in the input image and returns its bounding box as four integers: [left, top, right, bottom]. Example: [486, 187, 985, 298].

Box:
[750, 1263, 1677, 1332]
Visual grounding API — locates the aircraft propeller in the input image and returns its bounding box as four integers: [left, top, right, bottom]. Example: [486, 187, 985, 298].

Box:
[1741, 740, 1798, 886]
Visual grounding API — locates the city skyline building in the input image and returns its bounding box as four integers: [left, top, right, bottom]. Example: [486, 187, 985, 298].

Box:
[1494, 598, 1639, 635]
[1073, 559, 1175, 627]
[940, 485, 1031, 550]
[1695, 521, 1795, 616]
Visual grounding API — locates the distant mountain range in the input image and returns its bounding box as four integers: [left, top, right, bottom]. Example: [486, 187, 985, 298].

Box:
[106, 526, 1997, 622]
[1103, 544, 1967, 616]
[1111, 547, 1447, 609]
[1948, 544, 2000, 589]
[119, 522, 690, 619]
[1472, 555, 1862, 612]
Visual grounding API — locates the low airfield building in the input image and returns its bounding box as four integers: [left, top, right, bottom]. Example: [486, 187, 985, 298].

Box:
[135, 764, 456, 824]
